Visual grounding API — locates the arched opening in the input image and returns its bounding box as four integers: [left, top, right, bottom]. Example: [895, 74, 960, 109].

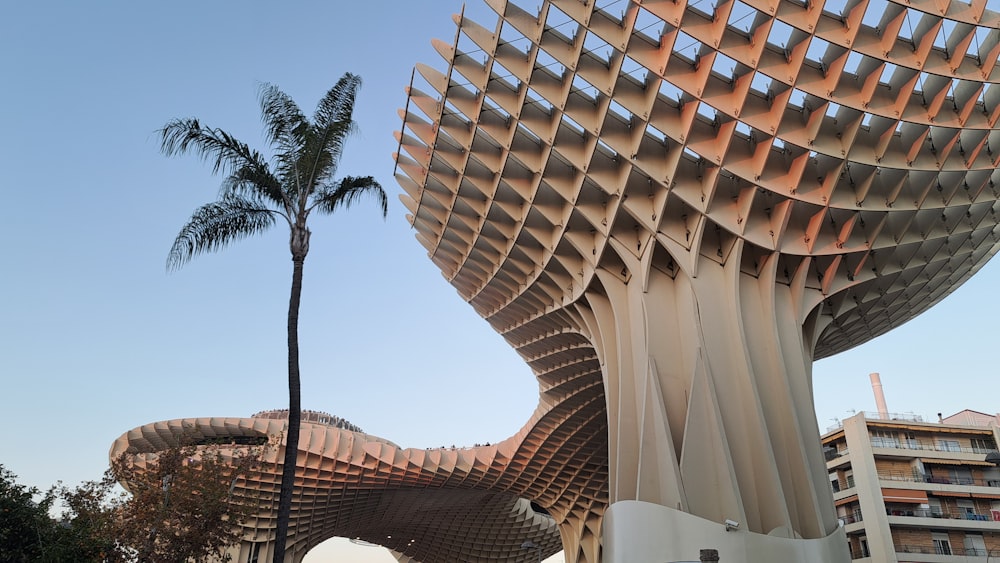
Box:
[301, 537, 396, 562]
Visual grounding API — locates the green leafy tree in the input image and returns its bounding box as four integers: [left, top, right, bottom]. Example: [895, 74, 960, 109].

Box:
[109, 442, 262, 563]
[48, 475, 120, 562]
[0, 464, 56, 562]
[1, 467, 118, 563]
[2, 442, 259, 563]
[1, 463, 119, 562]
[158, 73, 387, 562]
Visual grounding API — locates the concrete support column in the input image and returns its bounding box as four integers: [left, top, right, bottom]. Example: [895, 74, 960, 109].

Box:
[841, 414, 895, 562]
[555, 503, 604, 563]
[576, 241, 849, 562]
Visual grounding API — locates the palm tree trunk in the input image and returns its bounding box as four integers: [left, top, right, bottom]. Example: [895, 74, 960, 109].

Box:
[273, 255, 304, 563]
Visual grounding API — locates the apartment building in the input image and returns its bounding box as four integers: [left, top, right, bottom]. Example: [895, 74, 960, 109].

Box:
[823, 409, 1000, 561]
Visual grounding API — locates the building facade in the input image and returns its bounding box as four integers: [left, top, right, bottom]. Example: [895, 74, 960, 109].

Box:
[823, 410, 1000, 561]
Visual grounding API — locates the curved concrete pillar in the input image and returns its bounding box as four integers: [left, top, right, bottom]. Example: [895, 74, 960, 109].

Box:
[603, 501, 849, 563]
[576, 245, 839, 551]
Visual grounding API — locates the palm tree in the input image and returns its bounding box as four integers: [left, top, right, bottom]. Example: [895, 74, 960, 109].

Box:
[159, 73, 386, 563]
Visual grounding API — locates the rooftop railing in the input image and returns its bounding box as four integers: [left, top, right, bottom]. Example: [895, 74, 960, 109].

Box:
[828, 411, 925, 432]
[862, 412, 926, 423]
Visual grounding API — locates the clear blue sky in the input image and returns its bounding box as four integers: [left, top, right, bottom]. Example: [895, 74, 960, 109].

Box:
[1, 1, 997, 561]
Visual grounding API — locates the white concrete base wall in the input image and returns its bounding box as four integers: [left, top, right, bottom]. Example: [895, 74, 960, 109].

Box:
[603, 501, 851, 563]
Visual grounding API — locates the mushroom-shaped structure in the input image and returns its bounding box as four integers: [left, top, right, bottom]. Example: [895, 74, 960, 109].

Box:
[110, 410, 582, 563]
[393, 0, 1000, 561]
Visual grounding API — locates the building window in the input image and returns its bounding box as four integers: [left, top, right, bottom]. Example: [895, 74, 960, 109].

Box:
[957, 499, 975, 519]
[949, 467, 973, 486]
[964, 533, 987, 556]
[932, 532, 952, 555]
[937, 439, 961, 452]
[858, 536, 870, 558]
[971, 437, 997, 453]
[871, 430, 900, 448]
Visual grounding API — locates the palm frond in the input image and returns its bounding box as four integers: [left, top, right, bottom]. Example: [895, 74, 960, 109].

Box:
[166, 195, 279, 271]
[258, 84, 308, 197]
[303, 74, 362, 191]
[311, 176, 387, 218]
[258, 83, 307, 151]
[313, 73, 362, 137]
[159, 119, 266, 176]
[220, 162, 287, 213]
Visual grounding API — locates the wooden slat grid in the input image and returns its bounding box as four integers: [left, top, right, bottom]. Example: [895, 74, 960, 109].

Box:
[391, 0, 1000, 559]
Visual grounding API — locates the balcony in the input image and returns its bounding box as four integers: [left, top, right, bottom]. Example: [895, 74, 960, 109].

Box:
[895, 544, 998, 560]
[839, 512, 863, 524]
[847, 543, 1000, 561]
[838, 510, 866, 534]
[848, 547, 871, 560]
[824, 446, 849, 462]
[886, 507, 1000, 522]
[885, 511, 1000, 533]
[877, 470, 1000, 488]
[870, 439, 999, 457]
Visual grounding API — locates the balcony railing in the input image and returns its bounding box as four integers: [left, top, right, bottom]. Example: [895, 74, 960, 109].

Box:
[824, 447, 849, 461]
[853, 544, 1000, 560]
[896, 544, 993, 556]
[885, 506, 1000, 521]
[838, 511, 863, 525]
[833, 476, 857, 492]
[877, 469, 1000, 488]
[828, 411, 925, 432]
[869, 439, 999, 456]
